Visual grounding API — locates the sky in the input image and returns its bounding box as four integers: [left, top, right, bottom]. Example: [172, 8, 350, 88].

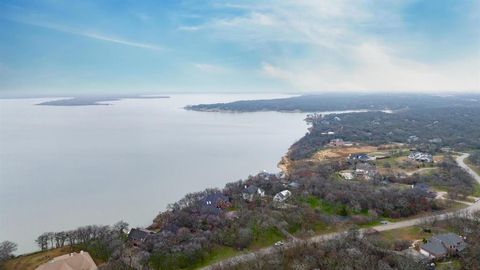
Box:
[0, 0, 479, 96]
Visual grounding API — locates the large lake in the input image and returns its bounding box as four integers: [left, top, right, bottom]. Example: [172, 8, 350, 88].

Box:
[0, 94, 308, 253]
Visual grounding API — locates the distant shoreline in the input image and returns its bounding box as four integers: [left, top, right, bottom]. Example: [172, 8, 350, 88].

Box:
[35, 95, 170, 106]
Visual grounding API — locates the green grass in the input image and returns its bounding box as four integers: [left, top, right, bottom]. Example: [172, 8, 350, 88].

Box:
[305, 196, 320, 208]
[359, 220, 381, 228]
[375, 226, 432, 245]
[313, 221, 330, 233]
[287, 223, 302, 234]
[302, 196, 368, 216]
[436, 259, 462, 270]
[251, 227, 283, 248]
[472, 183, 480, 197]
[194, 226, 284, 268]
[192, 246, 239, 269]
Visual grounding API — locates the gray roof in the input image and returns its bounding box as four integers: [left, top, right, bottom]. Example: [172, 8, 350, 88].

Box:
[128, 228, 152, 241]
[356, 163, 376, 171]
[244, 185, 260, 194]
[421, 233, 467, 256]
[421, 238, 447, 256]
[435, 233, 467, 251]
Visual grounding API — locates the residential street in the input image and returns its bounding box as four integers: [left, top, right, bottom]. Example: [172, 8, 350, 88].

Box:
[202, 153, 480, 269]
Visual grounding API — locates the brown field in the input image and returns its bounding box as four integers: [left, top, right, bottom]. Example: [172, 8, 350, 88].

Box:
[313, 146, 377, 160]
[2, 247, 104, 270]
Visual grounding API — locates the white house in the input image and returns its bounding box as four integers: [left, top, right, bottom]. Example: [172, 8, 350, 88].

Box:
[408, 152, 433, 163]
[273, 190, 292, 203]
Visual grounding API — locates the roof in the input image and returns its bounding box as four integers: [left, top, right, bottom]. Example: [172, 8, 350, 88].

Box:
[244, 185, 260, 194]
[128, 228, 153, 241]
[356, 163, 376, 171]
[288, 182, 300, 188]
[201, 193, 229, 205]
[421, 233, 467, 257]
[414, 183, 430, 191]
[421, 238, 447, 257]
[274, 190, 292, 202]
[435, 233, 467, 251]
[349, 153, 370, 160]
[35, 251, 97, 270]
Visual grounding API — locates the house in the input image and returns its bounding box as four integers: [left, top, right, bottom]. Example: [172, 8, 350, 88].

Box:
[339, 171, 354, 180]
[412, 183, 437, 198]
[288, 181, 300, 189]
[429, 138, 442, 144]
[273, 190, 292, 203]
[408, 152, 433, 163]
[412, 183, 430, 192]
[440, 147, 452, 153]
[35, 251, 97, 270]
[242, 185, 265, 202]
[329, 138, 345, 147]
[128, 228, 154, 246]
[420, 233, 467, 259]
[200, 193, 231, 213]
[354, 163, 377, 180]
[348, 153, 372, 163]
[408, 135, 419, 143]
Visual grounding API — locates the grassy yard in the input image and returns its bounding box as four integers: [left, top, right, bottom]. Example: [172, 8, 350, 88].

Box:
[193, 227, 283, 268]
[1, 246, 104, 270]
[375, 226, 433, 244]
[473, 183, 480, 197]
[192, 246, 240, 269]
[436, 259, 462, 270]
[303, 196, 358, 216]
[250, 227, 283, 249]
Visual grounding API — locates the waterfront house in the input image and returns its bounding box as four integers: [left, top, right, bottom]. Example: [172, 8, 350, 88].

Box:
[273, 190, 292, 203]
[128, 228, 155, 246]
[199, 192, 231, 214]
[242, 185, 265, 202]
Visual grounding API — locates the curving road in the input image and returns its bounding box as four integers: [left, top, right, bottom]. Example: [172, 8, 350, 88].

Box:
[202, 153, 480, 269]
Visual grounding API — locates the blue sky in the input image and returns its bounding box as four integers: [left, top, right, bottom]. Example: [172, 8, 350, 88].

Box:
[0, 0, 478, 96]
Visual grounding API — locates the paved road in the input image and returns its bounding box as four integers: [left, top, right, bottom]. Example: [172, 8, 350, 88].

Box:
[201, 153, 480, 269]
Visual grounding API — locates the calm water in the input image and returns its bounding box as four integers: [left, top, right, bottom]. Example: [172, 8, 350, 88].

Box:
[0, 94, 308, 253]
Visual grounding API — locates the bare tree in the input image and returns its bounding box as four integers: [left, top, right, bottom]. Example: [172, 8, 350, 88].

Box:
[0, 241, 17, 261]
[113, 221, 129, 234]
[36, 233, 49, 251]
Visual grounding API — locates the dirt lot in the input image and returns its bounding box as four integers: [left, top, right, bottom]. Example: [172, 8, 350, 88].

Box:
[313, 146, 377, 160]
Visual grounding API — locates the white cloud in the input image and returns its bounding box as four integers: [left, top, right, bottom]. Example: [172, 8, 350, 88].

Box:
[10, 18, 163, 51]
[178, 25, 201, 31]
[262, 41, 480, 92]
[205, 0, 480, 92]
[194, 63, 227, 73]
